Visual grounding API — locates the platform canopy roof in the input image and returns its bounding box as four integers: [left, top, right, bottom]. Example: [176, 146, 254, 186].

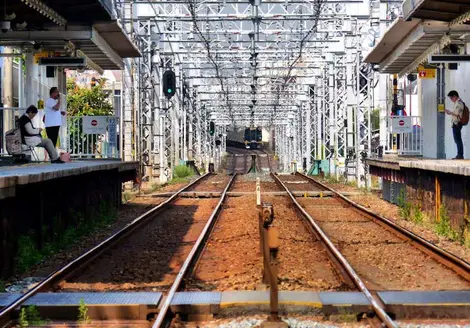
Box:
[364, 0, 470, 77]
[402, 0, 470, 23]
[1, 0, 140, 72]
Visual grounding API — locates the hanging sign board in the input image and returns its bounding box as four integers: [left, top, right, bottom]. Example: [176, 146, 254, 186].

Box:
[83, 116, 107, 134]
[390, 116, 412, 133]
[34, 51, 50, 64]
[108, 117, 117, 147]
[418, 65, 436, 79]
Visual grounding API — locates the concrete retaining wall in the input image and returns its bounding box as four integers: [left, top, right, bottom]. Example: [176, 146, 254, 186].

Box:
[0, 164, 137, 278]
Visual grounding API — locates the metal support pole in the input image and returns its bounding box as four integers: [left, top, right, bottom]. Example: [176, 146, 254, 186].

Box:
[259, 203, 288, 328]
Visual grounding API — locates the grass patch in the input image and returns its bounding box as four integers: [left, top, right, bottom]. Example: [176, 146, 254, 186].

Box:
[122, 190, 136, 203]
[15, 202, 117, 274]
[141, 182, 162, 195]
[0, 280, 5, 292]
[169, 177, 192, 184]
[397, 189, 412, 219]
[436, 205, 459, 242]
[397, 192, 468, 247]
[174, 165, 195, 179]
[16, 235, 44, 273]
[330, 307, 357, 323]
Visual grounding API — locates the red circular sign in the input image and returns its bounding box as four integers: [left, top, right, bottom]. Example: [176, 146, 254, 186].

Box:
[91, 120, 98, 126]
[399, 120, 405, 126]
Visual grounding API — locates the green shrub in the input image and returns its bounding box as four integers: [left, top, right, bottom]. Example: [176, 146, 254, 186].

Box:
[16, 235, 43, 272]
[436, 206, 459, 241]
[173, 165, 194, 179]
[15, 202, 116, 274]
[19, 306, 47, 327]
[411, 204, 424, 224]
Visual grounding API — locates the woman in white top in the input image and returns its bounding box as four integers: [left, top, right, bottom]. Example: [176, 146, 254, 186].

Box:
[44, 87, 65, 147]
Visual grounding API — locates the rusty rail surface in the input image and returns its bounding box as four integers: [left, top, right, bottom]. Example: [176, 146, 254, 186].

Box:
[271, 173, 397, 328]
[0, 173, 212, 321]
[296, 172, 470, 281]
[152, 173, 237, 328]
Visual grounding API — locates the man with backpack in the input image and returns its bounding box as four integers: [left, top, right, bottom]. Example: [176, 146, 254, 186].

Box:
[445, 90, 469, 159]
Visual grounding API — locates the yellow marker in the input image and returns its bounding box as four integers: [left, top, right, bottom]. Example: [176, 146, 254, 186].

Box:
[320, 192, 323, 198]
[438, 104, 445, 112]
[304, 192, 307, 198]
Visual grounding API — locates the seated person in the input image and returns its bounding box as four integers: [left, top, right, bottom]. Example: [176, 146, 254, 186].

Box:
[18, 105, 65, 164]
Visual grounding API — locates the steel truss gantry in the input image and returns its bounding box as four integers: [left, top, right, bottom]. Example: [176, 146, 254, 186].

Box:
[115, 0, 397, 185]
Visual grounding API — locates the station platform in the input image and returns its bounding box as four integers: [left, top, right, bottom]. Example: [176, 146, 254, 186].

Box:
[367, 155, 470, 235]
[367, 155, 470, 176]
[0, 160, 138, 278]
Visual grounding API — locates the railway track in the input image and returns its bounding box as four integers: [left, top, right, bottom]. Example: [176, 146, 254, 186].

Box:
[273, 172, 470, 328]
[2, 172, 469, 327]
[0, 173, 234, 325]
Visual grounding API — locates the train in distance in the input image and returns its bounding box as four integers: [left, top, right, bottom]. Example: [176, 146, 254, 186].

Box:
[244, 127, 263, 149]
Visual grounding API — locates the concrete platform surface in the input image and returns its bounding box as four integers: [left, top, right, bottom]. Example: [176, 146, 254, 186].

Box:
[0, 160, 138, 188]
[367, 155, 470, 176]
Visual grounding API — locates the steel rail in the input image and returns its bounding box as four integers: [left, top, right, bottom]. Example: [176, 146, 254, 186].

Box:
[0, 173, 211, 321]
[152, 174, 237, 328]
[271, 173, 397, 328]
[297, 172, 470, 281]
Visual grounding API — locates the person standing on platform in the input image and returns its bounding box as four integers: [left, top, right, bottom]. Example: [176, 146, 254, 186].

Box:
[445, 90, 465, 159]
[44, 87, 65, 147]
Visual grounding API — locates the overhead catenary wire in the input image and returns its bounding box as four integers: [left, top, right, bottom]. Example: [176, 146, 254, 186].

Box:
[273, 0, 325, 115]
[188, 0, 234, 124]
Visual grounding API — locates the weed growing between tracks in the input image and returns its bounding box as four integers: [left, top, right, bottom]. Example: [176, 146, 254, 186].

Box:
[19, 305, 48, 327]
[78, 299, 91, 324]
[15, 202, 117, 274]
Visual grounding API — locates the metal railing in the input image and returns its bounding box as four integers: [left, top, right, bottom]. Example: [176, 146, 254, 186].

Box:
[1, 110, 119, 159]
[64, 116, 120, 159]
[384, 116, 423, 156]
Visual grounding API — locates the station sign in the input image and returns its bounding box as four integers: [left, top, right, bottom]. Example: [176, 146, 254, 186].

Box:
[390, 116, 412, 133]
[34, 51, 50, 64]
[83, 116, 107, 134]
[34, 51, 63, 63]
[418, 65, 436, 79]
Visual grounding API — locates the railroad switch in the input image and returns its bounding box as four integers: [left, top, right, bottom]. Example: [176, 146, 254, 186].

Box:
[258, 203, 288, 328]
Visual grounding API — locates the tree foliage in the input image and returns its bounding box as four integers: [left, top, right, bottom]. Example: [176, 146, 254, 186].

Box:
[370, 108, 380, 131]
[66, 78, 113, 116]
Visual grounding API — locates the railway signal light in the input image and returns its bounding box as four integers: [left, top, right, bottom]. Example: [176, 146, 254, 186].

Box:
[163, 70, 176, 99]
[209, 121, 215, 136]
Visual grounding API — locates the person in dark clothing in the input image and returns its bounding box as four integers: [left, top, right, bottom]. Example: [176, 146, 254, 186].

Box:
[19, 105, 65, 163]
